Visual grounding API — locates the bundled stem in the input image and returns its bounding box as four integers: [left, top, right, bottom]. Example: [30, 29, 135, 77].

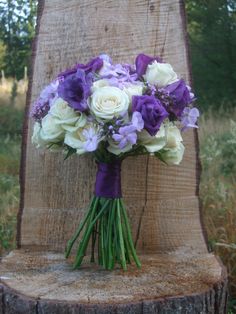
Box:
[65, 196, 141, 270]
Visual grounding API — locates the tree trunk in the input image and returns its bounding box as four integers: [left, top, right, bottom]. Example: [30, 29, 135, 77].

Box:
[0, 0, 228, 313]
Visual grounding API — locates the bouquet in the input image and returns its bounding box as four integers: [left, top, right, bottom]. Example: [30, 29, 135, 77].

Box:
[31, 53, 199, 270]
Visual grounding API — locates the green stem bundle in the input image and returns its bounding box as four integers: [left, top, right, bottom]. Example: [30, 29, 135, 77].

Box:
[65, 196, 141, 270]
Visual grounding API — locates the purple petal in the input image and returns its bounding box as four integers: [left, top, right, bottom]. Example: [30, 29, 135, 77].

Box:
[127, 132, 137, 145]
[132, 111, 144, 131]
[135, 53, 162, 77]
[84, 136, 98, 152]
[112, 134, 123, 142]
[119, 138, 128, 149]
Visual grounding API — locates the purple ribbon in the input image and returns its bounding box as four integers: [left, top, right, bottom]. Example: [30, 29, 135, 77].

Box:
[94, 161, 122, 198]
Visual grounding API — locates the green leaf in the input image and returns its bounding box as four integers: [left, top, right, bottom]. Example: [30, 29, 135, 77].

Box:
[64, 147, 76, 160]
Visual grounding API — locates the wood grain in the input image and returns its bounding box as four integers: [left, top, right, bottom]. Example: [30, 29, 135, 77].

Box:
[0, 250, 228, 313]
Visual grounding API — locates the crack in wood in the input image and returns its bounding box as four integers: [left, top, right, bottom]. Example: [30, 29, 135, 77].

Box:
[160, 9, 170, 58]
[135, 155, 149, 247]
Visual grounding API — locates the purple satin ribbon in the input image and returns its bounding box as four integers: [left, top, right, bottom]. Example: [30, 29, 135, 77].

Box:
[94, 161, 122, 198]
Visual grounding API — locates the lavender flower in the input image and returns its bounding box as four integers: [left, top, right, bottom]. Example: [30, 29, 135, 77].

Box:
[100, 63, 126, 78]
[99, 54, 112, 64]
[40, 80, 59, 102]
[83, 128, 99, 152]
[31, 80, 59, 122]
[112, 125, 137, 149]
[131, 111, 144, 131]
[181, 107, 200, 131]
[58, 69, 92, 112]
[147, 83, 157, 96]
[31, 99, 50, 122]
[100, 62, 138, 88]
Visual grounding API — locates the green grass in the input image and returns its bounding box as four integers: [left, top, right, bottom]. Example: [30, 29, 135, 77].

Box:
[199, 108, 236, 312]
[0, 104, 23, 254]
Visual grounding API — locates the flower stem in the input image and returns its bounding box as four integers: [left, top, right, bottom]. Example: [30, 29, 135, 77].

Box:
[108, 201, 116, 269]
[117, 200, 127, 271]
[119, 199, 141, 268]
[66, 196, 141, 270]
[65, 197, 98, 258]
[73, 199, 110, 269]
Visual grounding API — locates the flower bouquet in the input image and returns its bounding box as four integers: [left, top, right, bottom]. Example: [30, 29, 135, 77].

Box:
[31, 53, 199, 270]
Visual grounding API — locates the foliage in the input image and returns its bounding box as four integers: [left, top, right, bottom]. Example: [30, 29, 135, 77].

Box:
[0, 104, 24, 136]
[0, 40, 6, 70]
[0, 103, 23, 253]
[186, 0, 236, 111]
[0, 173, 18, 253]
[199, 109, 236, 310]
[0, 77, 27, 108]
[201, 120, 236, 178]
[0, 0, 37, 79]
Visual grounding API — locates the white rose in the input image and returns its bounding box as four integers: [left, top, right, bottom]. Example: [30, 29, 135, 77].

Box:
[49, 97, 86, 132]
[138, 124, 166, 153]
[91, 79, 110, 93]
[159, 124, 185, 165]
[123, 83, 143, 102]
[165, 124, 183, 149]
[64, 124, 101, 155]
[40, 114, 64, 142]
[90, 86, 129, 120]
[107, 139, 133, 156]
[32, 122, 47, 148]
[144, 61, 178, 87]
[160, 143, 185, 165]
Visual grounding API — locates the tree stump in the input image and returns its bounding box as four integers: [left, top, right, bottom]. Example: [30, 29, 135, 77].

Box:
[0, 0, 228, 313]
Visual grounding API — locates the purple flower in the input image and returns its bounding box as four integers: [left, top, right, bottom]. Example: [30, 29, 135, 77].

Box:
[77, 57, 103, 73]
[132, 95, 168, 136]
[58, 57, 103, 79]
[132, 111, 144, 131]
[31, 80, 58, 121]
[99, 54, 112, 64]
[181, 107, 200, 131]
[100, 61, 138, 88]
[83, 128, 99, 152]
[58, 69, 91, 112]
[100, 63, 127, 78]
[40, 80, 59, 102]
[135, 53, 162, 77]
[31, 98, 50, 122]
[164, 79, 193, 117]
[113, 125, 137, 149]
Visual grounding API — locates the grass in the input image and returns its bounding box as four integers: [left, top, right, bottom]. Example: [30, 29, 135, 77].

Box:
[0, 77, 27, 109]
[199, 108, 236, 312]
[0, 82, 24, 254]
[0, 85, 235, 310]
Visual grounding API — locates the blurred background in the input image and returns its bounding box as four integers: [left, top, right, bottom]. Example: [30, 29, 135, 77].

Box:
[0, 0, 235, 312]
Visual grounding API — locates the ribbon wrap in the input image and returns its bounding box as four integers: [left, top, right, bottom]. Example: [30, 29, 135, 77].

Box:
[95, 161, 122, 198]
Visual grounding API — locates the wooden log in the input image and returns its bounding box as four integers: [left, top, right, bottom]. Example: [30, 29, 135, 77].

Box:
[18, 0, 206, 254]
[0, 0, 228, 313]
[0, 250, 228, 313]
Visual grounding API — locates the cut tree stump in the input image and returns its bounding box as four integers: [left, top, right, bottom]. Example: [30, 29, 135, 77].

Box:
[0, 0, 228, 313]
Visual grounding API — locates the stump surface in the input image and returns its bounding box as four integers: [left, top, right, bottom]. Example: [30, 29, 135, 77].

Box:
[0, 250, 227, 313]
